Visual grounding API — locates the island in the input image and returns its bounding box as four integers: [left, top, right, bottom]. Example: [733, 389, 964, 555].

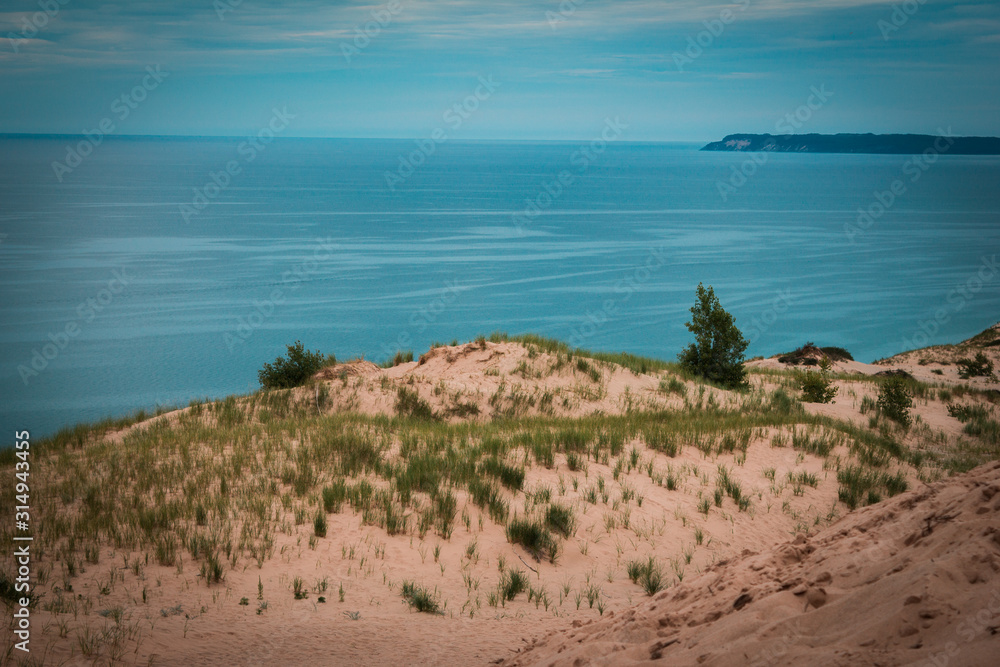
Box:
[701, 132, 1000, 155]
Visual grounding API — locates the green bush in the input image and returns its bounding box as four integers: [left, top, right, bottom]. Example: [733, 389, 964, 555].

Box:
[877, 376, 914, 427]
[950, 402, 1000, 445]
[659, 376, 687, 397]
[258, 340, 332, 389]
[957, 352, 994, 379]
[769, 389, 799, 415]
[677, 283, 749, 390]
[467, 478, 508, 523]
[947, 403, 988, 423]
[820, 346, 854, 362]
[964, 415, 1000, 445]
[800, 359, 838, 403]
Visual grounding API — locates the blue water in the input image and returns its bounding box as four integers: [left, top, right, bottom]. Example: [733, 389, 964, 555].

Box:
[1, 136, 999, 440]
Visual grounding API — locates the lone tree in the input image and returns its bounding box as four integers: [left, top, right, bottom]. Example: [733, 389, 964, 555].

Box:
[678, 283, 749, 390]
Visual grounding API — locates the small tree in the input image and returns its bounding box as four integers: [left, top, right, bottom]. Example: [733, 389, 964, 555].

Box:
[258, 340, 332, 389]
[800, 356, 838, 403]
[677, 283, 749, 390]
[877, 376, 913, 427]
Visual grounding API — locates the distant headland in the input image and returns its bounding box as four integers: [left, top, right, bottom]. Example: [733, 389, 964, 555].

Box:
[701, 132, 1000, 155]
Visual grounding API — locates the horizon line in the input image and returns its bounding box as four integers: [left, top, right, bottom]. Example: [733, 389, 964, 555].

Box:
[0, 132, 711, 145]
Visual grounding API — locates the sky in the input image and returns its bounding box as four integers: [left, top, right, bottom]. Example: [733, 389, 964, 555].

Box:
[0, 0, 998, 141]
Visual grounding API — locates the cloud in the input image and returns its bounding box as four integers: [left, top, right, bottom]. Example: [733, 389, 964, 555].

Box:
[0, 0, 997, 137]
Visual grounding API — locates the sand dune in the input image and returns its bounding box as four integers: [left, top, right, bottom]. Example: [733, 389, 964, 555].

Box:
[502, 460, 1000, 666]
[4, 329, 999, 666]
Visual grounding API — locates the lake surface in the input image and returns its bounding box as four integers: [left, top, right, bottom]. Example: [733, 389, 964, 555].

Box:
[1, 136, 999, 440]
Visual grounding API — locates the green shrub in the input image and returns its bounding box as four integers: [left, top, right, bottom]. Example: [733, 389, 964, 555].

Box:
[642, 425, 680, 457]
[313, 511, 327, 538]
[947, 403, 988, 423]
[877, 377, 914, 426]
[800, 371, 838, 403]
[954, 403, 1000, 445]
[769, 389, 798, 415]
[575, 358, 601, 383]
[957, 352, 994, 379]
[258, 340, 332, 389]
[677, 283, 749, 390]
[820, 346, 854, 362]
[201, 552, 224, 585]
[800, 358, 838, 403]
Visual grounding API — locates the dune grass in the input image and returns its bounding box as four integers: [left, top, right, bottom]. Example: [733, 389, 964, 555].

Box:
[486, 332, 677, 376]
[506, 517, 559, 563]
[400, 581, 441, 613]
[0, 386, 931, 576]
[626, 556, 666, 596]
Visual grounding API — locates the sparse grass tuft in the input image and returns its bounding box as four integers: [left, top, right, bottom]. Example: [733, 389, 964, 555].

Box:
[396, 387, 436, 420]
[626, 556, 665, 596]
[545, 503, 576, 538]
[400, 581, 441, 613]
[506, 517, 559, 562]
[498, 568, 529, 602]
[837, 465, 908, 510]
[383, 350, 414, 368]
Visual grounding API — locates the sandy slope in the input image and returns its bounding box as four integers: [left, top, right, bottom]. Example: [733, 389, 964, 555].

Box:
[19, 432, 845, 666]
[501, 461, 1000, 667]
